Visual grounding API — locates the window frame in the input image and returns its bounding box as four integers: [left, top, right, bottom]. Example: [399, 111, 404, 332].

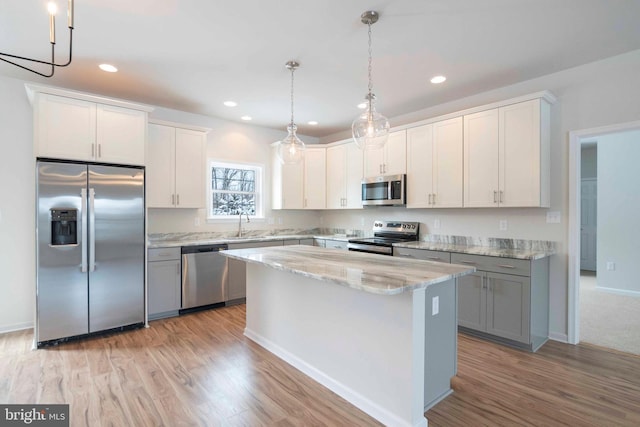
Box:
[206, 160, 264, 222]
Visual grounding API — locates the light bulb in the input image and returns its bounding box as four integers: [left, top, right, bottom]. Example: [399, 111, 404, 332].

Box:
[48, 2, 58, 15]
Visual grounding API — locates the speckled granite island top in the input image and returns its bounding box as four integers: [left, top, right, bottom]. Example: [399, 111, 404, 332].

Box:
[393, 238, 556, 260]
[221, 245, 475, 295]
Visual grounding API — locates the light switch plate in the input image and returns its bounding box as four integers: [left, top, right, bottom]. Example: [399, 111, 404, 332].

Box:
[606, 262, 616, 271]
[499, 220, 508, 231]
[268, 217, 275, 225]
[434, 219, 441, 229]
[546, 211, 561, 224]
[432, 296, 439, 316]
[194, 217, 200, 227]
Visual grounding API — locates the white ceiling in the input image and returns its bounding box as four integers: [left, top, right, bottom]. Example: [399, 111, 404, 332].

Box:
[2, 0, 640, 138]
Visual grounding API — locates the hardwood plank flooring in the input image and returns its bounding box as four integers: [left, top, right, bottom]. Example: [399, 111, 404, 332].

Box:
[1, 304, 639, 426]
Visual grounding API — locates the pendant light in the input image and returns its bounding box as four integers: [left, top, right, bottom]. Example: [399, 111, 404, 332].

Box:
[352, 10, 390, 150]
[276, 61, 306, 164]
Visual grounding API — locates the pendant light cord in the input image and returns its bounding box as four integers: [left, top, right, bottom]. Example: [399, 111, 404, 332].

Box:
[290, 66, 295, 127]
[367, 21, 374, 118]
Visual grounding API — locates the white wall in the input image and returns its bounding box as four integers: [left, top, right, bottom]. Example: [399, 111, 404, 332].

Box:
[322, 49, 640, 340]
[146, 107, 320, 235]
[596, 129, 640, 295]
[0, 75, 35, 332]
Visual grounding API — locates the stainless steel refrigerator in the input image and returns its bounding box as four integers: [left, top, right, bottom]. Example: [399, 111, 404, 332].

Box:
[36, 160, 145, 346]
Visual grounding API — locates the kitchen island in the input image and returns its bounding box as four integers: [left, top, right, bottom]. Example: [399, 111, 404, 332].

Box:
[221, 245, 475, 427]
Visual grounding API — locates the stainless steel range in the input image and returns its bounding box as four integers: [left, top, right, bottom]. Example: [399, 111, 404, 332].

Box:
[348, 220, 420, 256]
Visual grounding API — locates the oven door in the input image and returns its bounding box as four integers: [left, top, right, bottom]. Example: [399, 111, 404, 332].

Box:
[347, 242, 393, 255]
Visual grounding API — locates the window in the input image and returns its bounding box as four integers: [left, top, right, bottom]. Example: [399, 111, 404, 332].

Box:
[208, 161, 263, 219]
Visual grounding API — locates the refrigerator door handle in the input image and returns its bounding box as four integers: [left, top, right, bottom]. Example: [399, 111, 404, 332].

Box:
[89, 188, 96, 272]
[81, 188, 88, 273]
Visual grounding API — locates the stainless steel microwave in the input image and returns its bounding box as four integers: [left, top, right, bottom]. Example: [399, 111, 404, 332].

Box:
[361, 174, 406, 206]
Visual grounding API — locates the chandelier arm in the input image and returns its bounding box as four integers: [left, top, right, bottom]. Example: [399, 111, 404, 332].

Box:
[0, 44, 55, 77]
[0, 29, 73, 68]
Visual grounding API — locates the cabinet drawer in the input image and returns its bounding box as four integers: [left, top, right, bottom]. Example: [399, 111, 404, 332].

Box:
[148, 247, 181, 262]
[451, 253, 530, 276]
[394, 247, 451, 263]
[324, 239, 348, 250]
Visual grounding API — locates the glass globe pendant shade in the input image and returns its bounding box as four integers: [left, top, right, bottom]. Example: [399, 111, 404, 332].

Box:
[352, 96, 389, 150]
[277, 124, 306, 164]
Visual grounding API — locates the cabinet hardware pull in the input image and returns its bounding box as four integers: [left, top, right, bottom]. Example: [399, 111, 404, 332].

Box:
[91, 144, 95, 158]
[432, 193, 436, 205]
[460, 260, 477, 265]
[426, 256, 441, 260]
[98, 144, 102, 158]
[428, 194, 432, 205]
[494, 191, 498, 203]
[500, 190, 504, 203]
[498, 264, 516, 269]
[481, 277, 486, 290]
[399, 254, 413, 257]
[172, 194, 175, 205]
[176, 194, 180, 205]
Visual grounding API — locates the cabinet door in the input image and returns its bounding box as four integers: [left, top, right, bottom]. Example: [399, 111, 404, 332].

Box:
[457, 272, 487, 331]
[463, 109, 499, 207]
[147, 124, 176, 208]
[35, 94, 96, 161]
[485, 272, 531, 343]
[96, 104, 146, 166]
[344, 142, 364, 208]
[383, 130, 407, 176]
[175, 128, 206, 208]
[281, 161, 304, 209]
[304, 147, 326, 209]
[363, 145, 384, 177]
[432, 117, 463, 207]
[406, 124, 433, 208]
[326, 145, 346, 209]
[499, 99, 542, 207]
[394, 247, 450, 263]
[324, 239, 347, 250]
[148, 259, 181, 317]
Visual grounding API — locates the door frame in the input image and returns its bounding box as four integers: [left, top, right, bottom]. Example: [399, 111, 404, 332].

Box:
[568, 119, 640, 344]
[579, 177, 597, 271]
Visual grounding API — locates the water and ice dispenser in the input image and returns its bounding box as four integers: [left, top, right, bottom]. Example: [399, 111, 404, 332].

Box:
[50, 209, 78, 246]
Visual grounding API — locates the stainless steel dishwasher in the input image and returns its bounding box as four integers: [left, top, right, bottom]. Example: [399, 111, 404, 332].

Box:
[181, 244, 228, 310]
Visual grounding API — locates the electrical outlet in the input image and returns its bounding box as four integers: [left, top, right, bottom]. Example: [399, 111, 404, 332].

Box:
[360, 217, 365, 226]
[546, 211, 561, 224]
[434, 219, 441, 229]
[278, 217, 283, 225]
[499, 220, 508, 231]
[606, 262, 616, 271]
[267, 217, 275, 225]
[432, 296, 439, 316]
[194, 217, 200, 227]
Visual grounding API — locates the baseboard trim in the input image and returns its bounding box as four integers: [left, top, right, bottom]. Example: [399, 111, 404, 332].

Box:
[244, 327, 426, 427]
[548, 332, 569, 343]
[0, 321, 33, 335]
[595, 286, 640, 298]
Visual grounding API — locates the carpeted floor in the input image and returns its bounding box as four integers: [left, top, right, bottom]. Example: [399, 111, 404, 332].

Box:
[580, 271, 640, 355]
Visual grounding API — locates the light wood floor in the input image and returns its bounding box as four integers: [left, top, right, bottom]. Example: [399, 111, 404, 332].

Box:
[1, 305, 639, 426]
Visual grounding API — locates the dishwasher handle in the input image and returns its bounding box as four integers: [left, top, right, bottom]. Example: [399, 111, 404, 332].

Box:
[181, 244, 228, 254]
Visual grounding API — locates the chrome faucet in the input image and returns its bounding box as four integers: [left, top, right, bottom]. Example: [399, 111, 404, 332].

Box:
[237, 211, 250, 237]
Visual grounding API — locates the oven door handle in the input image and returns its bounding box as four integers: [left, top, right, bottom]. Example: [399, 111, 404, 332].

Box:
[347, 242, 393, 255]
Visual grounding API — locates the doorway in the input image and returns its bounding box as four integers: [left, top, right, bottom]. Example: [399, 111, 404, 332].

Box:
[568, 120, 640, 351]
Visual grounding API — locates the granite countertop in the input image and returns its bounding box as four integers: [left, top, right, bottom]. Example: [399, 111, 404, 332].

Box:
[147, 233, 354, 248]
[393, 239, 556, 260]
[221, 245, 475, 295]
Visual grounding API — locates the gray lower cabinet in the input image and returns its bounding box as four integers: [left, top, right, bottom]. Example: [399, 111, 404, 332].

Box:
[393, 247, 451, 263]
[227, 240, 283, 304]
[452, 253, 548, 352]
[323, 239, 348, 250]
[148, 247, 181, 320]
[283, 238, 315, 246]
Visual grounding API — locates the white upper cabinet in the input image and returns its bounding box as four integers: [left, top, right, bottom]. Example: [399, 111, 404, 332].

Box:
[326, 141, 363, 209]
[303, 147, 326, 209]
[363, 130, 407, 177]
[406, 117, 463, 208]
[147, 122, 207, 209]
[30, 88, 151, 166]
[272, 145, 304, 209]
[464, 98, 550, 207]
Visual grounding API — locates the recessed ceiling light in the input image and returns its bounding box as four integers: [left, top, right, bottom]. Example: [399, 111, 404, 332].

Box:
[240, 115, 252, 121]
[308, 121, 318, 125]
[357, 102, 367, 109]
[223, 101, 238, 107]
[430, 75, 447, 84]
[99, 64, 118, 73]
